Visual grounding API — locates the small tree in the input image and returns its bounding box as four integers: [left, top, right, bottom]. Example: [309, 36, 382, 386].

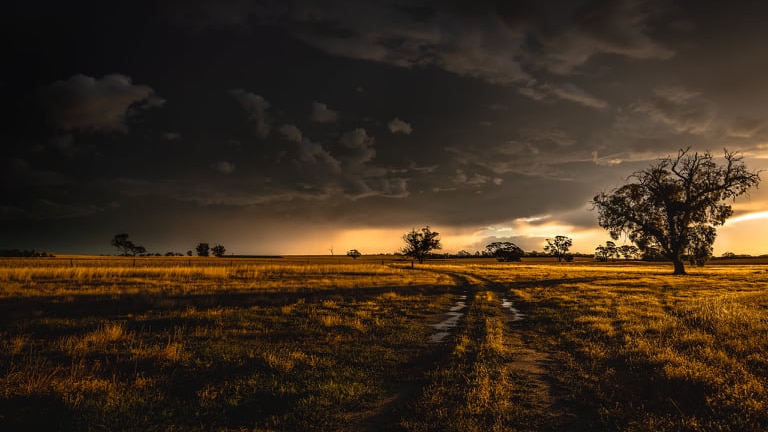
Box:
[544, 236, 572, 262]
[401, 226, 441, 264]
[593, 149, 760, 275]
[111, 233, 134, 256]
[347, 249, 362, 259]
[595, 241, 618, 262]
[485, 241, 524, 262]
[212, 244, 226, 257]
[594, 246, 607, 262]
[618, 244, 640, 260]
[196, 243, 210, 257]
[110, 233, 147, 256]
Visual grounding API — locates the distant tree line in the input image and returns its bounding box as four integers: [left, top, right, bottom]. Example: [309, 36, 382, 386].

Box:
[194, 243, 227, 257]
[398, 226, 577, 263]
[110, 234, 227, 258]
[0, 249, 55, 257]
[594, 241, 641, 262]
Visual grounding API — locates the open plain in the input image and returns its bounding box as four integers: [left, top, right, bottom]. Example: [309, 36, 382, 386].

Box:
[1, 256, 767, 431]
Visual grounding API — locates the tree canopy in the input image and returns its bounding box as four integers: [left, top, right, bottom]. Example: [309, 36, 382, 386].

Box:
[212, 244, 226, 257]
[401, 226, 441, 264]
[110, 233, 145, 256]
[544, 236, 573, 262]
[196, 243, 210, 257]
[594, 241, 618, 262]
[485, 241, 524, 262]
[592, 149, 760, 275]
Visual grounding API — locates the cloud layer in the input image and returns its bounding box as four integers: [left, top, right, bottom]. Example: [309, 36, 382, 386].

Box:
[4, 0, 768, 255]
[41, 74, 164, 132]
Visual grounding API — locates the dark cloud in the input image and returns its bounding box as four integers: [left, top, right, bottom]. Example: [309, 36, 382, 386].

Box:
[40, 74, 164, 133]
[289, 0, 532, 86]
[499, 0, 675, 73]
[163, 132, 182, 141]
[229, 89, 272, 138]
[387, 118, 413, 134]
[4, 0, 768, 255]
[632, 86, 716, 135]
[338, 128, 376, 165]
[278, 124, 303, 142]
[309, 101, 338, 123]
[212, 161, 236, 174]
[296, 138, 341, 170]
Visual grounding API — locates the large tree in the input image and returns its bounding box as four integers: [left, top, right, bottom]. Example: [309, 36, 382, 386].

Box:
[592, 149, 760, 275]
[401, 226, 441, 264]
[486, 241, 524, 262]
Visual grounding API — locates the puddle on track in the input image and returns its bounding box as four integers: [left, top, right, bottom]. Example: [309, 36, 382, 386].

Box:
[428, 295, 466, 343]
[502, 297, 525, 321]
[428, 294, 524, 343]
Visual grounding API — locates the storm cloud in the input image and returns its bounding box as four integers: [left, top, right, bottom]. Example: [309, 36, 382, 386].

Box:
[2, 0, 768, 255]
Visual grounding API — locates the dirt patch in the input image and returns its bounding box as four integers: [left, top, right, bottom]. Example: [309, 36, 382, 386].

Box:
[509, 348, 553, 408]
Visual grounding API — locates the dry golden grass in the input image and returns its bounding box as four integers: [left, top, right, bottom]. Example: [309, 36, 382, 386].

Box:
[465, 261, 768, 431]
[1, 257, 767, 431]
[0, 256, 445, 298]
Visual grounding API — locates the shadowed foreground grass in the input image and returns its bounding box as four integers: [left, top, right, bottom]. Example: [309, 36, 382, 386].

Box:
[476, 263, 768, 431]
[1, 257, 767, 431]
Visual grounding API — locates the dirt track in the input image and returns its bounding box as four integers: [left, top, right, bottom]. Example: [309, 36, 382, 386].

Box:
[349, 270, 574, 432]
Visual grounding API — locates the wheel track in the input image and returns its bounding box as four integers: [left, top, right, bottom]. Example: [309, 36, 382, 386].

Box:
[349, 268, 567, 431]
[405, 269, 564, 431]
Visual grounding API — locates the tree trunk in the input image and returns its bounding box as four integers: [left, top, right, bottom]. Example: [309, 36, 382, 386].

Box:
[672, 258, 686, 275]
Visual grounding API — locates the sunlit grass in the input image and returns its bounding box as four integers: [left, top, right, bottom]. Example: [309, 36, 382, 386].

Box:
[1, 257, 767, 430]
[478, 262, 768, 431]
[0, 257, 458, 430]
[0, 257, 445, 298]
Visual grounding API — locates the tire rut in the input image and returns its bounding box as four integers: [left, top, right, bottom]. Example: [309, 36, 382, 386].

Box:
[423, 270, 566, 431]
[349, 269, 567, 431]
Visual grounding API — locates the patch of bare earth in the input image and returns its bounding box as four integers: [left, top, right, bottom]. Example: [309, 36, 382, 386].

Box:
[505, 300, 588, 431]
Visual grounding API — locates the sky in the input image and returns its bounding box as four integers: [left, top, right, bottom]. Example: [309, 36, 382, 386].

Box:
[3, 0, 768, 256]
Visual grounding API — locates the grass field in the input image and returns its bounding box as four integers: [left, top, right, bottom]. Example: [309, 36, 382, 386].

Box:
[1, 256, 767, 431]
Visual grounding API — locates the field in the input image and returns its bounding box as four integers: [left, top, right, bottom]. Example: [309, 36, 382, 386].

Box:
[1, 256, 767, 431]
